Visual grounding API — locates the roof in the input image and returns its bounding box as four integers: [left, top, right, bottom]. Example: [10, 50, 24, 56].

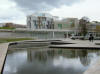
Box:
[30, 12, 54, 18]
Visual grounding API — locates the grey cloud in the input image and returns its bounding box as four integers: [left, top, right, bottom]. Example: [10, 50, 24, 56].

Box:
[11, 0, 84, 11]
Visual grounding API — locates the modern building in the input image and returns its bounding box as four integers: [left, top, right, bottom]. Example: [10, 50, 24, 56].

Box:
[27, 13, 55, 29]
[54, 18, 79, 30]
[0, 23, 6, 27]
[27, 13, 100, 38]
[87, 21, 100, 37]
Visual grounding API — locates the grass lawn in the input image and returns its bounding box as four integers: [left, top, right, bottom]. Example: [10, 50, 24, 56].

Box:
[0, 38, 33, 43]
[0, 27, 15, 30]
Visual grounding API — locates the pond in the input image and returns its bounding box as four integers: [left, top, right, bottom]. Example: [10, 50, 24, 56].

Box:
[2, 46, 100, 74]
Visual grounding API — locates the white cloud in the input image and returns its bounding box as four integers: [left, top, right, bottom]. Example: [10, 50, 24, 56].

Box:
[50, 0, 100, 21]
[0, 0, 100, 24]
[0, 0, 26, 24]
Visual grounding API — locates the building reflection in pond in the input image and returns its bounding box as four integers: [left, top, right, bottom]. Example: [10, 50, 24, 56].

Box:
[27, 48, 94, 67]
[3, 47, 100, 74]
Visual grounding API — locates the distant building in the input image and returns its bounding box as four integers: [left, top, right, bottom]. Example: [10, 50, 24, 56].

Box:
[87, 22, 100, 32]
[0, 22, 26, 28]
[27, 13, 55, 29]
[0, 23, 6, 27]
[87, 21, 100, 37]
[4, 23, 15, 28]
[13, 24, 27, 28]
[54, 18, 79, 30]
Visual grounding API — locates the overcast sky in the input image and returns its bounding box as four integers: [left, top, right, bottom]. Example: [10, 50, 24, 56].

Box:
[0, 0, 100, 24]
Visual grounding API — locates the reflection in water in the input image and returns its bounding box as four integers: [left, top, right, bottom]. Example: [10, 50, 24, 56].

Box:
[3, 47, 100, 74]
[32, 49, 90, 66]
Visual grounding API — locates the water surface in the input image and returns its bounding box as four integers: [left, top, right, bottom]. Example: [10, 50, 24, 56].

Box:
[3, 47, 100, 74]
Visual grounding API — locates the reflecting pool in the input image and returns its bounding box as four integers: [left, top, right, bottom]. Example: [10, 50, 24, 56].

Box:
[3, 47, 100, 74]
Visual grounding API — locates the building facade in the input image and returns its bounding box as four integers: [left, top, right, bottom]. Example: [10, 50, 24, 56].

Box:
[86, 22, 100, 37]
[54, 18, 79, 30]
[0, 23, 6, 27]
[27, 13, 100, 38]
[27, 13, 55, 29]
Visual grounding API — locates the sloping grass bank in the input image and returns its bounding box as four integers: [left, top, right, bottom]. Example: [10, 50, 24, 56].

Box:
[0, 38, 33, 43]
[0, 27, 15, 30]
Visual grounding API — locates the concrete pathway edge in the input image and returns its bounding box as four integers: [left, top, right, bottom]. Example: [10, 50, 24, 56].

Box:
[0, 43, 9, 74]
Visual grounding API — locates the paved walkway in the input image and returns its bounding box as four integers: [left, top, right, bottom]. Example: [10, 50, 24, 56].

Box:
[50, 39, 100, 49]
[0, 43, 9, 74]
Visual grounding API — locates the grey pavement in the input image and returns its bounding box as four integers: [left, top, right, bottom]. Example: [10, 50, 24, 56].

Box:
[50, 38, 100, 49]
[0, 43, 9, 74]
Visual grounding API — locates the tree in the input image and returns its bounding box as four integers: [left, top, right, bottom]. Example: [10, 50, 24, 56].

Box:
[79, 17, 89, 36]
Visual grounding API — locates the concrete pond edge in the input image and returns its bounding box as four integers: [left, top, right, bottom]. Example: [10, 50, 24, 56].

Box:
[0, 40, 100, 74]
